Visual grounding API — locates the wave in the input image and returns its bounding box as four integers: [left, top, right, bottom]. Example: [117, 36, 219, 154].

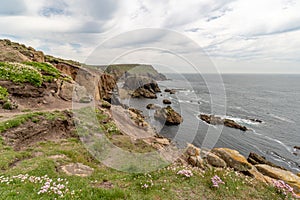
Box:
[264, 136, 292, 152]
[269, 113, 295, 123]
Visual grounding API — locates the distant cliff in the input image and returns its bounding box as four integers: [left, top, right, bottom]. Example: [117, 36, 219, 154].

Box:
[104, 64, 167, 81]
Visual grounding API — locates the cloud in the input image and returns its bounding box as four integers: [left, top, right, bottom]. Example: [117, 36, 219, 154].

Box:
[0, 0, 300, 73]
[0, 0, 27, 15]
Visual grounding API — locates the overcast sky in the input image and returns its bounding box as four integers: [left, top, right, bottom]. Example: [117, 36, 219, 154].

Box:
[1, 0, 300, 73]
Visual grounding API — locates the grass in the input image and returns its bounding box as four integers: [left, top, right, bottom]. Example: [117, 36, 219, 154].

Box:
[23, 62, 61, 82]
[0, 111, 66, 133]
[0, 62, 43, 87]
[0, 86, 8, 101]
[0, 135, 287, 200]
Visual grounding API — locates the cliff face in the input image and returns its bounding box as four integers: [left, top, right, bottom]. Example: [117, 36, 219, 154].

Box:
[46, 58, 116, 101]
[0, 39, 44, 62]
[105, 64, 167, 81]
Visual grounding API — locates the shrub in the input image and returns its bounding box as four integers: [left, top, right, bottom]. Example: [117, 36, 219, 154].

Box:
[23, 61, 61, 82]
[0, 86, 8, 101]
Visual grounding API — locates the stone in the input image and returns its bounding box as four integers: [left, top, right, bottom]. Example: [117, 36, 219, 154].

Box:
[154, 106, 183, 125]
[256, 164, 300, 194]
[188, 156, 205, 169]
[200, 114, 248, 131]
[212, 148, 252, 171]
[247, 152, 286, 170]
[61, 163, 94, 177]
[146, 103, 161, 110]
[205, 152, 227, 168]
[185, 143, 200, 157]
[246, 166, 268, 183]
[163, 99, 172, 104]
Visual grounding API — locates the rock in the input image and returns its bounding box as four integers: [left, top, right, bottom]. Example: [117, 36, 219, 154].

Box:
[256, 164, 300, 194]
[188, 156, 205, 169]
[249, 118, 263, 123]
[200, 114, 248, 131]
[154, 106, 183, 125]
[100, 100, 111, 109]
[169, 89, 176, 94]
[163, 99, 172, 104]
[146, 103, 161, 110]
[123, 76, 161, 99]
[246, 166, 269, 183]
[164, 88, 176, 94]
[212, 148, 252, 171]
[128, 108, 148, 127]
[58, 81, 91, 103]
[205, 152, 227, 168]
[185, 143, 201, 157]
[247, 152, 286, 170]
[294, 146, 300, 150]
[60, 163, 94, 177]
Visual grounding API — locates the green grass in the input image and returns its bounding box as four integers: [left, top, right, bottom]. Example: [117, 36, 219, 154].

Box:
[0, 111, 66, 133]
[23, 62, 61, 82]
[0, 86, 8, 101]
[0, 62, 43, 86]
[0, 136, 287, 200]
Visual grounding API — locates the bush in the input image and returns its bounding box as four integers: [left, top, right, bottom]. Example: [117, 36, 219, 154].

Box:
[23, 62, 61, 82]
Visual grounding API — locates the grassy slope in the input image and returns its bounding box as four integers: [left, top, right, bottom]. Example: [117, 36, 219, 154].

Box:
[0, 111, 286, 200]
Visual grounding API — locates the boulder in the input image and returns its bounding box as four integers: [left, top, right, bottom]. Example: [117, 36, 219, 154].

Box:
[256, 164, 300, 194]
[154, 106, 183, 125]
[163, 99, 172, 104]
[60, 163, 94, 177]
[294, 146, 300, 150]
[146, 103, 161, 110]
[123, 76, 161, 99]
[246, 166, 271, 184]
[205, 152, 227, 168]
[185, 143, 200, 157]
[164, 88, 176, 94]
[200, 114, 248, 131]
[247, 152, 286, 170]
[211, 148, 252, 171]
[58, 81, 91, 103]
[188, 156, 205, 169]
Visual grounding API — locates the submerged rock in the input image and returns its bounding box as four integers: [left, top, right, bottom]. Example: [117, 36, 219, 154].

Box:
[154, 106, 183, 125]
[200, 114, 248, 131]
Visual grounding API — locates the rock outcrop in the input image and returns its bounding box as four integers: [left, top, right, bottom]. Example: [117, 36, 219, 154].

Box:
[256, 164, 300, 194]
[123, 76, 161, 99]
[0, 39, 45, 63]
[200, 114, 248, 131]
[211, 148, 252, 171]
[154, 106, 183, 125]
[247, 152, 286, 170]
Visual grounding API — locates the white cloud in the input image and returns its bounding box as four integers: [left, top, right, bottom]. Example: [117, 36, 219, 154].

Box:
[0, 0, 300, 73]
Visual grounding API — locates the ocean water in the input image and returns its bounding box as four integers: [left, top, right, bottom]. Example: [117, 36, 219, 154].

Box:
[123, 74, 300, 173]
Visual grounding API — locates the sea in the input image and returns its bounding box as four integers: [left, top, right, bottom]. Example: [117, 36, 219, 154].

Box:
[122, 74, 300, 173]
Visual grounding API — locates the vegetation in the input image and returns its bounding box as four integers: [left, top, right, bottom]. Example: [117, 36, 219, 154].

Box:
[0, 111, 66, 133]
[0, 62, 43, 86]
[0, 86, 8, 101]
[23, 62, 61, 82]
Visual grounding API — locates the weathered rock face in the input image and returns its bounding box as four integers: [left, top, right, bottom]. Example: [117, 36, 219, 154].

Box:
[48, 60, 116, 101]
[0, 80, 57, 98]
[154, 106, 183, 125]
[247, 152, 286, 170]
[163, 99, 172, 104]
[0, 39, 44, 62]
[200, 114, 248, 131]
[57, 80, 91, 103]
[256, 164, 300, 194]
[123, 76, 161, 99]
[212, 148, 252, 171]
[128, 108, 148, 127]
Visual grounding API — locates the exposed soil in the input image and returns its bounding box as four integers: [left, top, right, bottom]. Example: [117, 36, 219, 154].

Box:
[1, 111, 77, 150]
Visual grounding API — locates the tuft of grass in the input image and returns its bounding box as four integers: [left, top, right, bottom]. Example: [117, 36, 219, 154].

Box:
[0, 86, 8, 101]
[0, 62, 43, 86]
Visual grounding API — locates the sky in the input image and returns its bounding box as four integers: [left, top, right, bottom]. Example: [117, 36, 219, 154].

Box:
[1, 0, 300, 73]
